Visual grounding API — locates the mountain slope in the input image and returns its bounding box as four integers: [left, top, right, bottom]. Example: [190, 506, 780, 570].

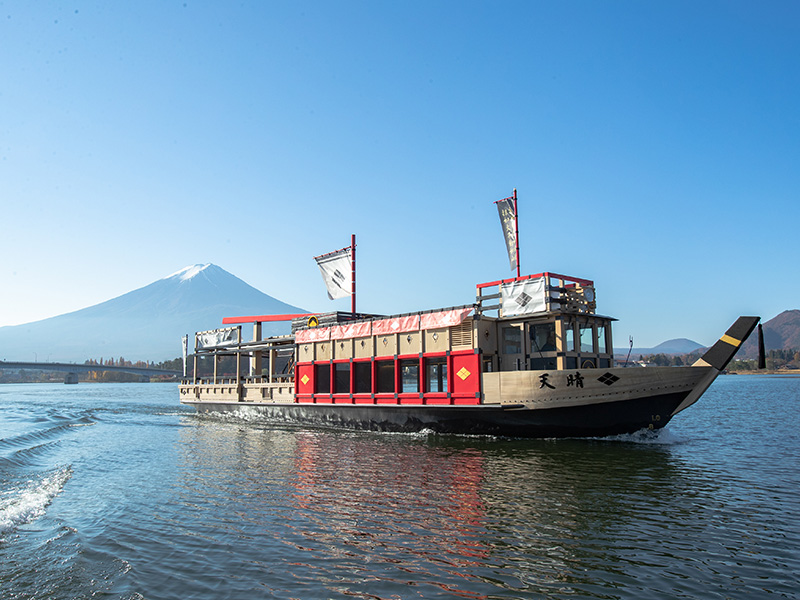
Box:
[0, 264, 306, 362]
[738, 309, 800, 358]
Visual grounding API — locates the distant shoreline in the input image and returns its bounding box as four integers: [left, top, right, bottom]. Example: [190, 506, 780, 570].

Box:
[726, 370, 800, 376]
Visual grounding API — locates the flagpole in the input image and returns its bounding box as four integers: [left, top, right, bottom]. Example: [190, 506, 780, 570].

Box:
[513, 188, 520, 279]
[351, 234, 356, 314]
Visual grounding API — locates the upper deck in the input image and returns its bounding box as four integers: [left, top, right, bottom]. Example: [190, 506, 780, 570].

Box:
[181, 272, 615, 406]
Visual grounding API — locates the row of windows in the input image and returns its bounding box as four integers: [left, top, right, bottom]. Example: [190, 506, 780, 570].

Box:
[502, 321, 610, 355]
[314, 357, 448, 395]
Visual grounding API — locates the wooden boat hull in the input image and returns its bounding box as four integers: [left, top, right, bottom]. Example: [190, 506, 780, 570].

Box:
[181, 381, 696, 438]
[180, 305, 759, 439]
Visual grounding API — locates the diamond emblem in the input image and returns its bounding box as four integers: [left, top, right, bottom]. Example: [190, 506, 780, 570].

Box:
[301, 374, 310, 385]
[598, 372, 619, 386]
[515, 291, 532, 307]
[457, 367, 471, 380]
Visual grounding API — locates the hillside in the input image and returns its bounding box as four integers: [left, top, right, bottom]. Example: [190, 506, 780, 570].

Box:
[0, 264, 306, 363]
[738, 309, 800, 358]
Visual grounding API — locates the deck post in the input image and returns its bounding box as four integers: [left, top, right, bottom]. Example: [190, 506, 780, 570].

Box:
[251, 322, 262, 377]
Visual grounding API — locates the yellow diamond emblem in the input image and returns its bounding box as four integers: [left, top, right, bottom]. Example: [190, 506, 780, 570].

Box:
[457, 367, 471, 380]
[301, 374, 310, 385]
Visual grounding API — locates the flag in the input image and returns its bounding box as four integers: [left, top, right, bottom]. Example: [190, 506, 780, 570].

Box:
[496, 197, 517, 271]
[315, 247, 352, 300]
[181, 334, 188, 377]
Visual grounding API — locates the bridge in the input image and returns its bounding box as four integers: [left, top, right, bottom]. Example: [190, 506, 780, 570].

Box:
[0, 361, 181, 384]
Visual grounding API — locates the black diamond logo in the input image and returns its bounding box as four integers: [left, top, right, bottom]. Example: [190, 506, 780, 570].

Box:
[515, 292, 532, 307]
[598, 372, 620, 386]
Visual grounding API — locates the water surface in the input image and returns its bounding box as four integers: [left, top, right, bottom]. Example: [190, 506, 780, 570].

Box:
[1, 376, 798, 599]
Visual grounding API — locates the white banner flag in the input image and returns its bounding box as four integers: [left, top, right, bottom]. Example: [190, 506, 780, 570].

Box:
[496, 197, 517, 271]
[315, 248, 352, 300]
[196, 327, 239, 349]
[500, 277, 548, 316]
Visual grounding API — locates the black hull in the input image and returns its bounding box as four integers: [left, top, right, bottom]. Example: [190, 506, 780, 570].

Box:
[184, 390, 690, 438]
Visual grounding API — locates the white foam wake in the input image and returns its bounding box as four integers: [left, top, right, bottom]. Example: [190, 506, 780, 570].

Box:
[0, 466, 72, 537]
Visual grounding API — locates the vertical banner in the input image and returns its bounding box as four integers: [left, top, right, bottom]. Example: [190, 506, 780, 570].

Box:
[496, 196, 518, 271]
[315, 247, 352, 300]
[181, 334, 188, 377]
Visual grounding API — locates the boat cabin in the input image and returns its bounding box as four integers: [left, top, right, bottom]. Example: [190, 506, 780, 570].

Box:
[182, 272, 614, 407]
[476, 272, 614, 373]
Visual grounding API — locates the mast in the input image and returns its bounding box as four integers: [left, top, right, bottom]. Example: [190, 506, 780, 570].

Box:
[513, 188, 520, 279]
[351, 234, 356, 314]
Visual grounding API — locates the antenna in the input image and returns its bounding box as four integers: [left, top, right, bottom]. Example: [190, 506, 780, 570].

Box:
[624, 335, 634, 367]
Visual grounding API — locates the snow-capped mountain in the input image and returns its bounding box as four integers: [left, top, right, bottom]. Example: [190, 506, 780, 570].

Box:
[0, 264, 306, 362]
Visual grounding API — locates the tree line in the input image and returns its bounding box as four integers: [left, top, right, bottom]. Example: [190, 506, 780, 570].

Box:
[640, 349, 800, 372]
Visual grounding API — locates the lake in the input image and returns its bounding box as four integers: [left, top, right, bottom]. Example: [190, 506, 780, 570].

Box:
[1, 376, 798, 599]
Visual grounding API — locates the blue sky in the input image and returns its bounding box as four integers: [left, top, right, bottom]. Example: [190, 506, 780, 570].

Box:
[1, 1, 798, 348]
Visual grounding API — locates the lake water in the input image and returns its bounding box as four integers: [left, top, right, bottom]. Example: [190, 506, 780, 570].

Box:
[1, 376, 798, 599]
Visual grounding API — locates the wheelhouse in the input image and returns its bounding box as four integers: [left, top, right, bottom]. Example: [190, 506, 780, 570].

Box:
[476, 272, 615, 372]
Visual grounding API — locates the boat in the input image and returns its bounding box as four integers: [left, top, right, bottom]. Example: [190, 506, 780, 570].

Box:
[178, 192, 760, 438]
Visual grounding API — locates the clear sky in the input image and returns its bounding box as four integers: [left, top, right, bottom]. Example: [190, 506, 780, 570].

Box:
[1, 1, 798, 348]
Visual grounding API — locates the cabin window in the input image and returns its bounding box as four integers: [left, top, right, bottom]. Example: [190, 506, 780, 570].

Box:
[597, 324, 608, 354]
[502, 326, 522, 354]
[375, 360, 395, 394]
[564, 321, 576, 352]
[425, 357, 447, 393]
[530, 323, 556, 352]
[580, 324, 595, 353]
[354, 362, 371, 394]
[399, 359, 419, 393]
[334, 362, 350, 394]
[314, 363, 331, 394]
[531, 357, 558, 370]
[566, 357, 578, 369]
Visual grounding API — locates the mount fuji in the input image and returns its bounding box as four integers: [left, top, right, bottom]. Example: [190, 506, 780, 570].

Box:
[0, 264, 306, 363]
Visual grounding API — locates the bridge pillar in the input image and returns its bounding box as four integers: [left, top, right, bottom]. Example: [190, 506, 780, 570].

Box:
[64, 372, 79, 384]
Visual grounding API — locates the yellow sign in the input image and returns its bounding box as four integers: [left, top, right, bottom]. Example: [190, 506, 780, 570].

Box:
[307, 316, 319, 328]
[457, 367, 471, 380]
[301, 374, 310, 385]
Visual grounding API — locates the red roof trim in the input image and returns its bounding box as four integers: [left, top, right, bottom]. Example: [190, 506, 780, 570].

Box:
[222, 313, 312, 324]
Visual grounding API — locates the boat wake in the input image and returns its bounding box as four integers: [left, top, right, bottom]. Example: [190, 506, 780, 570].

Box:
[592, 427, 683, 445]
[0, 465, 72, 539]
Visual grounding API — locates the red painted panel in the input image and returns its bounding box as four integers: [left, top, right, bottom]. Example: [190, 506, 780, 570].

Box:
[452, 396, 480, 405]
[424, 396, 451, 405]
[296, 363, 314, 395]
[399, 395, 423, 405]
[375, 395, 398, 405]
[451, 353, 481, 396]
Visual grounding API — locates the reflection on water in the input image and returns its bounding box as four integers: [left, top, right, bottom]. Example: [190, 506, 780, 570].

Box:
[168, 418, 798, 599]
[1, 380, 798, 599]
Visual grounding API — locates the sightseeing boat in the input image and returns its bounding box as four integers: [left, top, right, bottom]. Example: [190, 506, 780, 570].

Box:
[178, 192, 759, 438]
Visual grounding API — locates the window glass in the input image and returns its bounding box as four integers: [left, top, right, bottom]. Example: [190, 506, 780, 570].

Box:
[425, 357, 448, 393]
[530, 357, 557, 370]
[565, 321, 576, 352]
[399, 359, 419, 393]
[375, 360, 395, 394]
[530, 322, 556, 352]
[354, 362, 371, 394]
[597, 324, 607, 354]
[502, 326, 522, 354]
[334, 362, 350, 394]
[314, 363, 330, 394]
[580, 324, 594, 353]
